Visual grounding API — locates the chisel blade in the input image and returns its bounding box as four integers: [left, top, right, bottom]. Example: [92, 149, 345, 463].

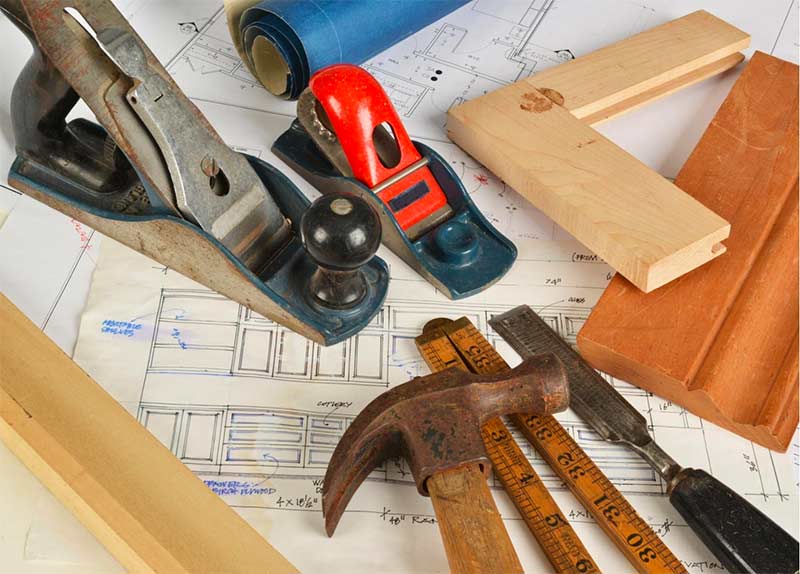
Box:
[490, 305, 680, 480]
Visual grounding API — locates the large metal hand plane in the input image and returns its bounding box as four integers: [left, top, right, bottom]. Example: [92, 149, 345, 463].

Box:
[0, 0, 388, 345]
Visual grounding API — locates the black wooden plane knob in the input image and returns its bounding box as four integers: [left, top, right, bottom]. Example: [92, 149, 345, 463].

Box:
[301, 193, 382, 309]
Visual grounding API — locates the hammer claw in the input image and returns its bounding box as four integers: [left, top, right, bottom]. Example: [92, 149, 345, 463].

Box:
[323, 428, 403, 536]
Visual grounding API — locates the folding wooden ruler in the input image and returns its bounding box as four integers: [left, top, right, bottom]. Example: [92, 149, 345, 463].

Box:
[415, 317, 686, 574]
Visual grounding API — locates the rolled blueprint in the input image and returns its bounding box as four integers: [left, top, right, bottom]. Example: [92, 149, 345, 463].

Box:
[225, 0, 470, 100]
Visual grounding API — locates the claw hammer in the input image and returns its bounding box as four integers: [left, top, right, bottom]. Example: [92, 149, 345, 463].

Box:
[322, 355, 569, 574]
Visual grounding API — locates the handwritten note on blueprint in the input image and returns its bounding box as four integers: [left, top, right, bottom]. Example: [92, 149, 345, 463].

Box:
[26, 0, 799, 572]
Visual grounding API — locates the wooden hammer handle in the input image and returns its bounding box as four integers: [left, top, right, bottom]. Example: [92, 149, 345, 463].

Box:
[427, 462, 523, 574]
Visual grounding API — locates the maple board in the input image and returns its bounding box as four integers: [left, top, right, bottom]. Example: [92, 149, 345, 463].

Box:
[577, 52, 799, 451]
[448, 10, 750, 292]
[0, 293, 298, 573]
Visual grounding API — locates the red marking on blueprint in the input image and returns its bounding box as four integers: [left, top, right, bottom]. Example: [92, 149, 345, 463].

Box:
[69, 218, 92, 249]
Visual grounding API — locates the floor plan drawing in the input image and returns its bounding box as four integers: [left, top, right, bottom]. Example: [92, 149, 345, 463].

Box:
[135, 286, 675, 497]
[144, 288, 591, 387]
[137, 400, 669, 495]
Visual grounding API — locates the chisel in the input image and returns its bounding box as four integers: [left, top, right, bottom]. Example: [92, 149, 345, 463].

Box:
[491, 305, 800, 574]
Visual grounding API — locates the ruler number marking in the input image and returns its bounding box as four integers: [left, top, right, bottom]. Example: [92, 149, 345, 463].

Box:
[493, 310, 688, 574]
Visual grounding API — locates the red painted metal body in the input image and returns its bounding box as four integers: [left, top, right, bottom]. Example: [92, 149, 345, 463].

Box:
[309, 65, 447, 231]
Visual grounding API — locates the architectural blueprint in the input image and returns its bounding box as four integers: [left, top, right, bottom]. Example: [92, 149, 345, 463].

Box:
[65, 235, 798, 574]
[5, 0, 798, 572]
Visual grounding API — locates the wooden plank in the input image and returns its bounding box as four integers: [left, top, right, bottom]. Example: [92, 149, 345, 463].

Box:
[448, 11, 749, 292]
[526, 11, 750, 122]
[579, 52, 744, 125]
[448, 82, 730, 293]
[578, 52, 799, 451]
[695, 190, 798, 444]
[0, 293, 298, 573]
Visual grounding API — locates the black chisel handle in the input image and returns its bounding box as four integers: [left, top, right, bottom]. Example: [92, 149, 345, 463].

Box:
[670, 468, 799, 574]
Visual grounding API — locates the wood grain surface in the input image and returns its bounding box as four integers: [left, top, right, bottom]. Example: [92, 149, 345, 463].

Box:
[427, 463, 523, 574]
[520, 10, 750, 123]
[578, 52, 799, 451]
[0, 293, 298, 573]
[448, 11, 750, 292]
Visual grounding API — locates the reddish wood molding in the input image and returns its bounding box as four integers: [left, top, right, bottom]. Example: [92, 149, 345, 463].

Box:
[578, 52, 799, 451]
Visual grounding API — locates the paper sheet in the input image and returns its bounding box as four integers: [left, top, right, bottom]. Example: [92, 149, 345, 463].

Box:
[15, 0, 800, 572]
[0, 8, 105, 356]
[0, 196, 102, 353]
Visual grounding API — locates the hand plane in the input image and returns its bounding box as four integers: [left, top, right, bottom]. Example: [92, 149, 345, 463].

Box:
[272, 65, 517, 299]
[0, 0, 388, 345]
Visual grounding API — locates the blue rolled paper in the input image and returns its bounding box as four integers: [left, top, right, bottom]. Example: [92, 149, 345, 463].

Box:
[240, 0, 470, 99]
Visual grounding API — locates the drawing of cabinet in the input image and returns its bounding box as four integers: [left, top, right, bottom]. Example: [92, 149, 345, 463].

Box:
[137, 401, 664, 493]
[140, 405, 225, 473]
[139, 403, 352, 478]
[145, 289, 591, 388]
[148, 290, 239, 373]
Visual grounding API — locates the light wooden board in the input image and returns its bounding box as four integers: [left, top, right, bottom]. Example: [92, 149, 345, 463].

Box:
[448, 11, 750, 292]
[578, 52, 799, 451]
[526, 11, 750, 122]
[0, 293, 298, 573]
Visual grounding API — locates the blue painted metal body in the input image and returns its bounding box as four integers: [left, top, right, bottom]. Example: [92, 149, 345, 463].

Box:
[273, 119, 517, 299]
[8, 147, 388, 345]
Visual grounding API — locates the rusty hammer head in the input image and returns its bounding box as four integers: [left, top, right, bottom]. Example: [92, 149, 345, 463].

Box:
[322, 354, 568, 535]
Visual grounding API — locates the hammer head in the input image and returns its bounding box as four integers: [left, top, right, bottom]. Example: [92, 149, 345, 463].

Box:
[322, 354, 568, 535]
